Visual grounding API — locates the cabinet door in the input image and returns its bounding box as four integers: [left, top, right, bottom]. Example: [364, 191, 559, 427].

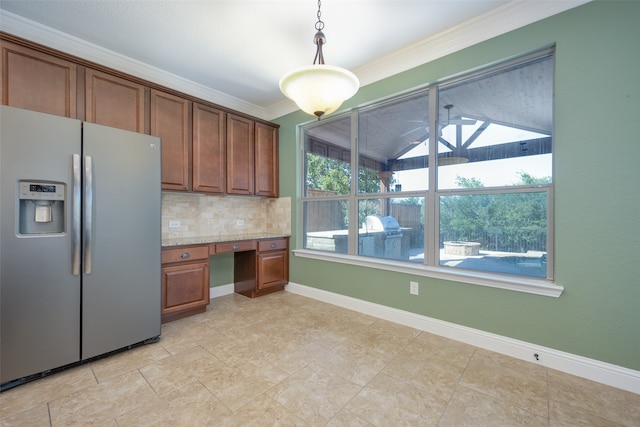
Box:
[162, 261, 210, 318]
[254, 122, 279, 197]
[0, 40, 77, 117]
[151, 89, 191, 191]
[226, 114, 254, 195]
[193, 103, 225, 193]
[85, 69, 146, 133]
[257, 250, 288, 290]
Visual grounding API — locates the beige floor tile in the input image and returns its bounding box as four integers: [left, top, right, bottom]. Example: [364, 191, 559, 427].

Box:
[2, 292, 638, 426]
[48, 370, 157, 426]
[343, 372, 446, 426]
[199, 358, 288, 411]
[383, 347, 466, 396]
[460, 349, 549, 417]
[347, 319, 420, 362]
[410, 331, 477, 369]
[139, 345, 225, 396]
[157, 316, 224, 355]
[266, 361, 363, 425]
[258, 332, 327, 373]
[115, 381, 231, 427]
[548, 370, 640, 426]
[0, 403, 50, 427]
[90, 342, 171, 383]
[199, 328, 267, 367]
[0, 365, 96, 416]
[214, 394, 306, 426]
[313, 340, 388, 386]
[326, 409, 376, 427]
[439, 384, 548, 426]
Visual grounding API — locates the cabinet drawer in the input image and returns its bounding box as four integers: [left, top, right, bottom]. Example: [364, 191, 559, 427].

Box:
[258, 238, 288, 252]
[215, 240, 256, 253]
[162, 245, 209, 264]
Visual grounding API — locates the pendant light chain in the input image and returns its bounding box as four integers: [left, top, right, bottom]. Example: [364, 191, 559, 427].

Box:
[315, 0, 325, 31]
[313, 0, 326, 65]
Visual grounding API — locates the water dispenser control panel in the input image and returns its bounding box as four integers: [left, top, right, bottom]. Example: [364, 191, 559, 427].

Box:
[19, 182, 65, 201]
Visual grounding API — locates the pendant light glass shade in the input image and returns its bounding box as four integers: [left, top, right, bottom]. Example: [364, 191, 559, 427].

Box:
[279, 64, 359, 118]
[279, 0, 359, 120]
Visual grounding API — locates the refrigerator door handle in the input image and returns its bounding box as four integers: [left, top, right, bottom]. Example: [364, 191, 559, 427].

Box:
[72, 154, 81, 275]
[83, 155, 93, 274]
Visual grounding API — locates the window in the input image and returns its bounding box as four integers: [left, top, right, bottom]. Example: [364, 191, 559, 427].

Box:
[301, 50, 554, 284]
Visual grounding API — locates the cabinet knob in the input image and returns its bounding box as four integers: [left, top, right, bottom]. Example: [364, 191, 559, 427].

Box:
[181, 252, 190, 259]
[233, 245, 239, 251]
[271, 243, 277, 248]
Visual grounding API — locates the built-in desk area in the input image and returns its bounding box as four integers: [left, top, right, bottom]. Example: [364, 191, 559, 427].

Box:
[161, 235, 289, 323]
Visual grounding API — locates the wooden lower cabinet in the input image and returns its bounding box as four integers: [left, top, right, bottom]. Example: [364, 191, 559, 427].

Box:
[234, 238, 289, 298]
[161, 237, 288, 322]
[161, 245, 209, 323]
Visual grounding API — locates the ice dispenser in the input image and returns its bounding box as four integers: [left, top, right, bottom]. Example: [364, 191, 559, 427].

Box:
[18, 181, 65, 234]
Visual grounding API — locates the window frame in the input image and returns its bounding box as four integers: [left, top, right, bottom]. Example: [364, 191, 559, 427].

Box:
[296, 49, 562, 297]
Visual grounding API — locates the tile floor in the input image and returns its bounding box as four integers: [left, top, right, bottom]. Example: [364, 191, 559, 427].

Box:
[1, 291, 639, 426]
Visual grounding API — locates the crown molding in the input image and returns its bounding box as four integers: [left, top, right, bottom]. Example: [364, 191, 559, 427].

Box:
[1, 1, 590, 121]
[265, 0, 591, 120]
[0, 9, 269, 119]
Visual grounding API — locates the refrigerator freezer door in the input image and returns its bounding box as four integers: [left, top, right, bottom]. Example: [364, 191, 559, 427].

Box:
[81, 123, 161, 359]
[0, 106, 82, 383]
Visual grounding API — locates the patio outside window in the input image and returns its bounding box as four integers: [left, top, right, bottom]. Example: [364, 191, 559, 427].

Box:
[301, 49, 554, 281]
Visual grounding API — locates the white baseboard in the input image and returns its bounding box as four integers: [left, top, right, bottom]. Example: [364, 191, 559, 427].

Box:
[283, 282, 640, 395]
[209, 284, 235, 299]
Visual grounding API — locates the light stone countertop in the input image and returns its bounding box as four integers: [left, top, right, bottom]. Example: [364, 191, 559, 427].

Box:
[161, 233, 290, 248]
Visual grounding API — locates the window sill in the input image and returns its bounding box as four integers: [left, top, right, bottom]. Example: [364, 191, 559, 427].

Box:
[293, 249, 564, 297]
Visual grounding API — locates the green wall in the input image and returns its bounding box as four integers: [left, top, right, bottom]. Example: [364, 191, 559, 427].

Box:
[274, 1, 640, 371]
[209, 253, 234, 287]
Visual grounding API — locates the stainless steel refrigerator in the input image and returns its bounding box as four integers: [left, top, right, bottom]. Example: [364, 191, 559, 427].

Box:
[1, 105, 161, 388]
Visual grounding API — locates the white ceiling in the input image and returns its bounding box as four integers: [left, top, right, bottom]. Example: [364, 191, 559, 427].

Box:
[0, 1, 588, 120]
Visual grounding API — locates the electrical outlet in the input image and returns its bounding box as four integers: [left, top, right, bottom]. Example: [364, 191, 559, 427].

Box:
[410, 281, 419, 295]
[236, 219, 245, 226]
[168, 220, 180, 229]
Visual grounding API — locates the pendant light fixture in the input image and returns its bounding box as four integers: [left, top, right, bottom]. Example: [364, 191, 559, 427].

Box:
[279, 0, 359, 120]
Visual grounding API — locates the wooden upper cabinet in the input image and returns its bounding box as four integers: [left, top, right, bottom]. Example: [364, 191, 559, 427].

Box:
[254, 122, 279, 198]
[226, 114, 254, 195]
[0, 40, 77, 117]
[85, 69, 146, 133]
[1, 36, 279, 198]
[193, 103, 225, 194]
[150, 89, 191, 191]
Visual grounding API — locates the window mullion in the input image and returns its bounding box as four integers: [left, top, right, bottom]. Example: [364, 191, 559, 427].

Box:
[348, 111, 359, 256]
[425, 86, 439, 267]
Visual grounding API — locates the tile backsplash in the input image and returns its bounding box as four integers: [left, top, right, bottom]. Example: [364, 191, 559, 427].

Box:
[162, 192, 291, 239]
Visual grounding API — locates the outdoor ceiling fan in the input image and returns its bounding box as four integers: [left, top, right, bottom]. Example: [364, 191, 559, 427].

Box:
[400, 103, 477, 143]
[441, 104, 477, 126]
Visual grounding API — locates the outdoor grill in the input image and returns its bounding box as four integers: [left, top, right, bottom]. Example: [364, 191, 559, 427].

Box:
[364, 215, 402, 236]
[362, 215, 403, 259]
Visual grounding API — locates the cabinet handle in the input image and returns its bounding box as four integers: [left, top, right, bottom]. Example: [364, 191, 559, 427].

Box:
[181, 252, 190, 259]
[271, 243, 277, 249]
[233, 245, 239, 251]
